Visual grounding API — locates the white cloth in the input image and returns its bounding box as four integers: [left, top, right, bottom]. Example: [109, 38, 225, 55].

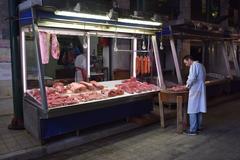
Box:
[186, 61, 207, 114]
[74, 54, 86, 82]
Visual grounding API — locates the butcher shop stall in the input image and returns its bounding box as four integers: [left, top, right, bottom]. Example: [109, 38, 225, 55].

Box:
[156, 20, 240, 98]
[19, 3, 164, 142]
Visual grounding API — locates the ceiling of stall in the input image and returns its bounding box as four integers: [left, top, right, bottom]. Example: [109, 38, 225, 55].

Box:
[42, 0, 112, 13]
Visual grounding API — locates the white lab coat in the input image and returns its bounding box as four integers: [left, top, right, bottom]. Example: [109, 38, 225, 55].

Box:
[75, 54, 86, 82]
[186, 61, 207, 114]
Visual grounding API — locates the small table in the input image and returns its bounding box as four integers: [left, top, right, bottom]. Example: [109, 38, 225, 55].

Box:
[158, 90, 188, 133]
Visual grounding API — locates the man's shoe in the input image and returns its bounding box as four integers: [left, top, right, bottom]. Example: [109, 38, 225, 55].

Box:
[184, 131, 197, 136]
[197, 128, 203, 133]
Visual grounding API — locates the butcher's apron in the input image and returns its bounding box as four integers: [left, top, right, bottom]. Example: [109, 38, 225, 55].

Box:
[75, 67, 84, 82]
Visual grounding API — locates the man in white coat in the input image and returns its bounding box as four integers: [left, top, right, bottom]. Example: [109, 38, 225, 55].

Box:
[183, 55, 207, 135]
[75, 50, 87, 82]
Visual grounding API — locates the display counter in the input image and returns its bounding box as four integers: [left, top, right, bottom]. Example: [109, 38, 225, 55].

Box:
[23, 80, 160, 141]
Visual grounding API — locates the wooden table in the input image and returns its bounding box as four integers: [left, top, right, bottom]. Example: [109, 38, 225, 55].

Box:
[158, 90, 188, 133]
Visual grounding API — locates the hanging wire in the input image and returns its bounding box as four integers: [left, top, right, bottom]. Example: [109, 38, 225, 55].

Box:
[114, 21, 118, 52]
[160, 30, 164, 50]
[83, 23, 88, 49]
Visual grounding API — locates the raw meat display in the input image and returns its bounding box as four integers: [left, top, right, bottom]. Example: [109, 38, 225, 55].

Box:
[167, 85, 187, 92]
[82, 91, 107, 101]
[67, 82, 87, 93]
[27, 79, 159, 109]
[108, 89, 124, 97]
[116, 77, 160, 94]
[80, 81, 95, 90]
[90, 81, 104, 90]
[52, 82, 64, 88]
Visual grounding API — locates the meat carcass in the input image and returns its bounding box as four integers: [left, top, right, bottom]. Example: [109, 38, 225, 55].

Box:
[67, 82, 87, 93]
[39, 31, 50, 64]
[80, 81, 96, 90]
[51, 34, 60, 60]
[90, 81, 104, 90]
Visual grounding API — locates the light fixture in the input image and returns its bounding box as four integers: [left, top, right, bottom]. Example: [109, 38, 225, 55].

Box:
[107, 8, 118, 21]
[142, 35, 146, 50]
[160, 41, 164, 50]
[118, 18, 162, 26]
[73, 3, 81, 12]
[114, 38, 118, 52]
[55, 10, 110, 21]
[159, 31, 164, 50]
[151, 13, 160, 22]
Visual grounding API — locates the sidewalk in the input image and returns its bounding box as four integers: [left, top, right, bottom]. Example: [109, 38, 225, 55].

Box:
[0, 114, 140, 160]
[0, 115, 40, 156]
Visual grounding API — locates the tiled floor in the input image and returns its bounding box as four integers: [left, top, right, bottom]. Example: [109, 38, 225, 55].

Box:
[0, 98, 13, 116]
[0, 115, 40, 155]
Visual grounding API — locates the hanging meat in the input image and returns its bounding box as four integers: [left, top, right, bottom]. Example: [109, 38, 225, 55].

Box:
[39, 31, 50, 64]
[51, 34, 60, 60]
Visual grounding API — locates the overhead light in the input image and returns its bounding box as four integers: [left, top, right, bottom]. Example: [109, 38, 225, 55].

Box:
[160, 41, 164, 50]
[151, 14, 160, 22]
[38, 21, 157, 34]
[73, 3, 81, 12]
[55, 11, 110, 21]
[118, 18, 162, 26]
[142, 35, 146, 50]
[107, 8, 118, 21]
[114, 38, 118, 52]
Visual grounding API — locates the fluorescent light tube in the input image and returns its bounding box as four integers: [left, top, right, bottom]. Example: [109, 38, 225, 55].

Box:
[118, 18, 162, 26]
[55, 11, 110, 21]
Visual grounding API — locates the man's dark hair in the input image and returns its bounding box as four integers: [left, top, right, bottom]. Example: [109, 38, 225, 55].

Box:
[183, 55, 194, 61]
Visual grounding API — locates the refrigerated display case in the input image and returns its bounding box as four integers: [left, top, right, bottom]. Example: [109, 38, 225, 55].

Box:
[19, 6, 164, 142]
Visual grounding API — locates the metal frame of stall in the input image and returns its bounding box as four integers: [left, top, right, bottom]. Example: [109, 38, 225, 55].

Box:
[19, 6, 165, 142]
[157, 26, 240, 84]
[155, 23, 240, 129]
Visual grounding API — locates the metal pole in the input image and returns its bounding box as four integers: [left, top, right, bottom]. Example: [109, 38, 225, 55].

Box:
[87, 33, 90, 80]
[133, 37, 137, 77]
[31, 8, 48, 112]
[152, 36, 166, 89]
[8, 0, 24, 129]
[222, 41, 233, 79]
[229, 41, 240, 77]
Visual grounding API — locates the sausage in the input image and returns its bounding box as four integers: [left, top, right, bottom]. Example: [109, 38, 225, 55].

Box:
[144, 56, 148, 74]
[147, 56, 151, 74]
[140, 56, 144, 75]
[136, 56, 140, 75]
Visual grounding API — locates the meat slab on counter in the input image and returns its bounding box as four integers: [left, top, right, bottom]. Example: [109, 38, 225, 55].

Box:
[67, 82, 87, 93]
[167, 85, 187, 92]
[90, 81, 104, 90]
[108, 89, 124, 97]
[116, 77, 160, 94]
[27, 79, 159, 109]
[80, 81, 96, 90]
